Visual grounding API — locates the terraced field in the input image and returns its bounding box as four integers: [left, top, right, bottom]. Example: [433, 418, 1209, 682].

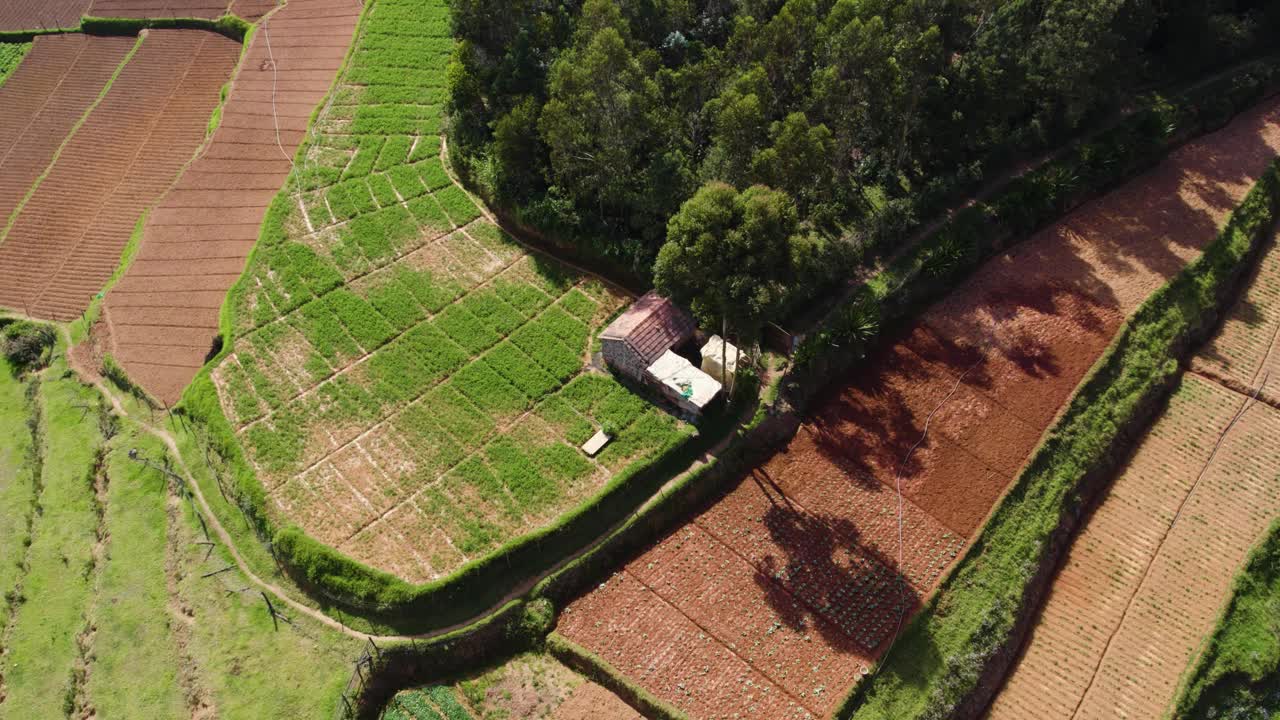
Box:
[208, 0, 693, 583]
[987, 228, 1280, 720]
[0, 34, 134, 230]
[556, 95, 1280, 720]
[0, 29, 240, 321]
[102, 0, 361, 402]
[384, 654, 639, 720]
[0, 0, 89, 31]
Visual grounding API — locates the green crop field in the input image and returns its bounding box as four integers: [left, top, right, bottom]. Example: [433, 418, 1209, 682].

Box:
[0, 338, 358, 719]
[213, 0, 692, 585]
[0, 42, 29, 86]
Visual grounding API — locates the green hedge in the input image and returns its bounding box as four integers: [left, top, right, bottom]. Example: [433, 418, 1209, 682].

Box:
[789, 57, 1280, 409]
[80, 14, 252, 42]
[1172, 519, 1280, 719]
[835, 160, 1280, 720]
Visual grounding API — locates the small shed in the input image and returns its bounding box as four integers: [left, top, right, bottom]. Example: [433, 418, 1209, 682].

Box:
[700, 335, 742, 392]
[646, 350, 723, 417]
[600, 291, 696, 383]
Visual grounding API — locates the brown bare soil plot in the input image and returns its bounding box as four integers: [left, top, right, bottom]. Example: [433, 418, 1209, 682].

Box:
[559, 96, 1280, 719]
[0, 30, 240, 322]
[988, 233, 1280, 720]
[0, 34, 134, 226]
[0, 0, 90, 31]
[553, 682, 643, 720]
[101, 0, 361, 404]
[87, 0, 277, 20]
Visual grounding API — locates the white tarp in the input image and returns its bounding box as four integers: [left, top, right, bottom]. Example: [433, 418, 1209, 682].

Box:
[646, 350, 722, 410]
[700, 335, 741, 385]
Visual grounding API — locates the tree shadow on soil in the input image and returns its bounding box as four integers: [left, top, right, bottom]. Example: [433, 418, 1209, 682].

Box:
[746, 468, 922, 657]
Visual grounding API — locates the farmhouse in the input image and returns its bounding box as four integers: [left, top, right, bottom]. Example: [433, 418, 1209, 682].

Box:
[600, 291, 722, 416]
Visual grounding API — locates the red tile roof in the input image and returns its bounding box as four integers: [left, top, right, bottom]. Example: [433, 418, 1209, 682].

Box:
[601, 291, 696, 365]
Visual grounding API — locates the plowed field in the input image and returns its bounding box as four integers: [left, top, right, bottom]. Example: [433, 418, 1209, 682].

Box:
[558, 96, 1280, 719]
[101, 0, 360, 404]
[0, 30, 240, 321]
[0, 0, 89, 31]
[553, 682, 643, 720]
[87, 0, 277, 20]
[987, 229, 1280, 720]
[0, 34, 134, 226]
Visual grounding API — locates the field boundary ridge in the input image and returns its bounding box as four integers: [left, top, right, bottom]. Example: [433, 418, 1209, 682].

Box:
[834, 159, 1280, 720]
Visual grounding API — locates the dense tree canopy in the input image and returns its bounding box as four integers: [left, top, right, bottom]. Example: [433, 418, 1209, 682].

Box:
[654, 182, 828, 336]
[449, 0, 1277, 310]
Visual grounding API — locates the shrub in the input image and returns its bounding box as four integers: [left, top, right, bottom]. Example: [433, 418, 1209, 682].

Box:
[1, 320, 55, 371]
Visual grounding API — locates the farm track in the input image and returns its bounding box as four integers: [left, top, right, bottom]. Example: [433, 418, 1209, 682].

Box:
[0, 0, 89, 31]
[557, 96, 1280, 719]
[986, 227, 1280, 720]
[102, 0, 361, 405]
[0, 30, 240, 322]
[0, 35, 134, 235]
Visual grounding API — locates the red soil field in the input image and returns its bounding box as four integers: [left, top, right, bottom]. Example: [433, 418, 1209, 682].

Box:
[553, 682, 643, 720]
[0, 30, 240, 321]
[988, 229, 1280, 720]
[101, 0, 361, 404]
[87, 0, 277, 21]
[0, 0, 90, 31]
[0, 35, 135, 226]
[559, 97, 1280, 719]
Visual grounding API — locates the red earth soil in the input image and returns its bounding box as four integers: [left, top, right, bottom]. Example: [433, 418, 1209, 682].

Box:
[559, 97, 1280, 719]
[101, 0, 361, 404]
[0, 35, 135, 227]
[988, 227, 1280, 720]
[0, 30, 240, 321]
[88, 0, 278, 21]
[0, 0, 90, 31]
[552, 682, 643, 720]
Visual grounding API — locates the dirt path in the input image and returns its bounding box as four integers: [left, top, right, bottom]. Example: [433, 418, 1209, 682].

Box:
[102, 0, 361, 405]
[986, 227, 1280, 720]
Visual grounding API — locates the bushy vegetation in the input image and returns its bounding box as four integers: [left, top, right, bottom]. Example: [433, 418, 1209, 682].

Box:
[1, 319, 56, 372]
[449, 0, 1278, 296]
[836, 161, 1280, 719]
[1174, 520, 1280, 719]
[0, 41, 30, 86]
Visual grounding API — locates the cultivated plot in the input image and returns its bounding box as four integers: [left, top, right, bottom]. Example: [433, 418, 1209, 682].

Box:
[102, 0, 361, 403]
[0, 29, 240, 321]
[384, 654, 637, 720]
[558, 93, 1280, 720]
[0, 34, 134, 228]
[988, 230, 1280, 720]
[0, 0, 89, 31]
[209, 0, 693, 583]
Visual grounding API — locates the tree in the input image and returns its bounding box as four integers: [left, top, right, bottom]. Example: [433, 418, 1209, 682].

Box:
[539, 0, 661, 219]
[654, 182, 802, 382]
